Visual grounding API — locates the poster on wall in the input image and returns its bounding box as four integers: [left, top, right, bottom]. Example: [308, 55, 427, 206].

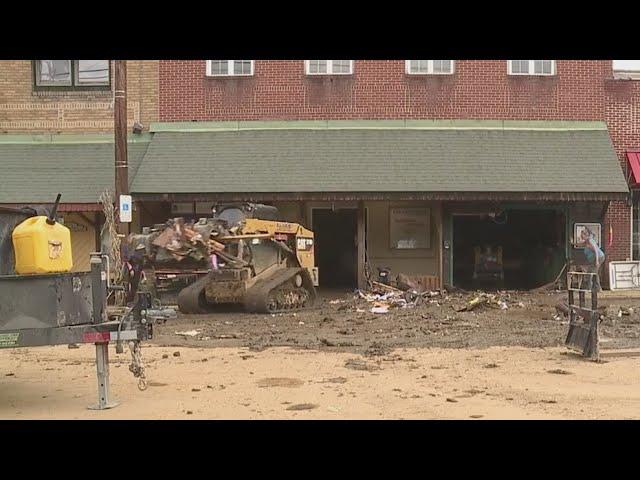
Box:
[574, 222, 602, 248]
[390, 207, 430, 249]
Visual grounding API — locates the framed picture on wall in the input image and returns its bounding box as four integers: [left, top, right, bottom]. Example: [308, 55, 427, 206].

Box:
[574, 222, 602, 248]
[389, 207, 430, 249]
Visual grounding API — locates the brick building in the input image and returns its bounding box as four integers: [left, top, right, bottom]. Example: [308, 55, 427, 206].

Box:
[2, 60, 637, 288]
[0, 60, 158, 271]
[130, 60, 634, 290]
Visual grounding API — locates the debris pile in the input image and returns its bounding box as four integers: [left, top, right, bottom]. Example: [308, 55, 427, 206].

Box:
[352, 280, 448, 314]
[455, 291, 526, 313]
[127, 217, 254, 268]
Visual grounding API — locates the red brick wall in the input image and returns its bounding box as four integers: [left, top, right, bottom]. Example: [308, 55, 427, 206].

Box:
[603, 77, 640, 263]
[159, 60, 637, 264]
[159, 60, 609, 121]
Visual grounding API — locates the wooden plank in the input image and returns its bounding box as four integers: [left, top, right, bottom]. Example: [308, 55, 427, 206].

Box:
[357, 201, 366, 290]
[217, 233, 274, 241]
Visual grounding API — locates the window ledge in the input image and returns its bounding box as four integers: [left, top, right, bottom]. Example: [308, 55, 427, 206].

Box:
[612, 72, 640, 81]
[508, 74, 556, 78]
[32, 89, 113, 98]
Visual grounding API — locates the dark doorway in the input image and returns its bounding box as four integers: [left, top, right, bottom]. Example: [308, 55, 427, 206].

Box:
[453, 209, 566, 290]
[312, 208, 358, 288]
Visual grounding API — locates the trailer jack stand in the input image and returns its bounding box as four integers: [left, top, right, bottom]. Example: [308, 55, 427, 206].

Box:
[88, 343, 119, 410]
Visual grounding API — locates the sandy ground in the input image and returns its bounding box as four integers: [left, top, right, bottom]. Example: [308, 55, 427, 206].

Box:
[2, 290, 640, 419]
[2, 343, 640, 419]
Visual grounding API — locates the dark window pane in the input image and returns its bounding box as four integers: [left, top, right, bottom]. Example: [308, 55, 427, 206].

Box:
[37, 60, 71, 85]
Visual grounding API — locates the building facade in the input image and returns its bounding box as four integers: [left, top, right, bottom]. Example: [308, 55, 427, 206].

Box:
[2, 59, 638, 288]
[131, 60, 634, 290]
[0, 60, 159, 271]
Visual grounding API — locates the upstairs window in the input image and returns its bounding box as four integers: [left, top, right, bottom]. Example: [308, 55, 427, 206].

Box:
[305, 60, 353, 75]
[406, 60, 455, 75]
[508, 60, 556, 76]
[613, 60, 640, 80]
[34, 60, 111, 89]
[206, 60, 254, 76]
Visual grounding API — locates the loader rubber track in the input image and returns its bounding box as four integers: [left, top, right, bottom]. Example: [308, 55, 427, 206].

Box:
[177, 274, 212, 314]
[243, 267, 316, 314]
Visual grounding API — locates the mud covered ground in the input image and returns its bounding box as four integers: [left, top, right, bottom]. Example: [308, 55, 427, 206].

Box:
[152, 289, 640, 354]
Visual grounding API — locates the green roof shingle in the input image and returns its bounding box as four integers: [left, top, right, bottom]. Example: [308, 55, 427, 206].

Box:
[0, 141, 149, 204]
[131, 128, 629, 195]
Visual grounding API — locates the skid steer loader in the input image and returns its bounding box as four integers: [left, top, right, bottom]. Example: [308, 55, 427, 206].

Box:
[127, 203, 319, 314]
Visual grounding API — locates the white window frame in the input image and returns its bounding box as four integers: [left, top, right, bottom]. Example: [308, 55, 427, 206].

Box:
[508, 60, 556, 76]
[305, 60, 354, 75]
[206, 60, 254, 77]
[405, 60, 455, 75]
[613, 60, 640, 80]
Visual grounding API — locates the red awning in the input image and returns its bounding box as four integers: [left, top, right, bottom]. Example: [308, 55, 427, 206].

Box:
[627, 151, 640, 186]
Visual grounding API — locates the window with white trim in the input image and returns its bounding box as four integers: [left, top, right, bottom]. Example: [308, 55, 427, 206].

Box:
[613, 60, 640, 80]
[508, 60, 556, 76]
[206, 60, 254, 77]
[406, 60, 455, 75]
[305, 60, 353, 75]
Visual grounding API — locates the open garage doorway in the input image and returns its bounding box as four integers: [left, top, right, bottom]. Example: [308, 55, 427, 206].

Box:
[312, 208, 358, 289]
[452, 209, 566, 290]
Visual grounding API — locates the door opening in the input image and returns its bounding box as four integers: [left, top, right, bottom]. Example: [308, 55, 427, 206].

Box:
[312, 208, 358, 288]
[452, 209, 566, 290]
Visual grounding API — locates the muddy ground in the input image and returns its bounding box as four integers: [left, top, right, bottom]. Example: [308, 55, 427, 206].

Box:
[3, 289, 640, 419]
[152, 289, 640, 354]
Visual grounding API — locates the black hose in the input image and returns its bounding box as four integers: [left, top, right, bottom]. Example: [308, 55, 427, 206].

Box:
[46, 193, 62, 225]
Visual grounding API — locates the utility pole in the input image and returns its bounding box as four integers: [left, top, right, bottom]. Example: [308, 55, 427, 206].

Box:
[114, 59, 129, 236]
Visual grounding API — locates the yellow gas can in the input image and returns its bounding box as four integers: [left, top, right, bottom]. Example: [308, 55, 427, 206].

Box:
[12, 216, 73, 274]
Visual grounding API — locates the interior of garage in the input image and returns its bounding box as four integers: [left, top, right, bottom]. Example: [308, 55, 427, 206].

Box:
[452, 209, 566, 290]
[312, 208, 358, 288]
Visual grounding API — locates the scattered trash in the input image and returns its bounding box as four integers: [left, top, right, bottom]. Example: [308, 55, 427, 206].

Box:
[323, 377, 348, 384]
[344, 359, 379, 371]
[298, 321, 305, 325]
[257, 377, 304, 388]
[68, 343, 80, 349]
[329, 299, 346, 304]
[370, 305, 389, 314]
[555, 302, 570, 317]
[286, 403, 318, 411]
[547, 369, 573, 375]
[175, 330, 200, 337]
